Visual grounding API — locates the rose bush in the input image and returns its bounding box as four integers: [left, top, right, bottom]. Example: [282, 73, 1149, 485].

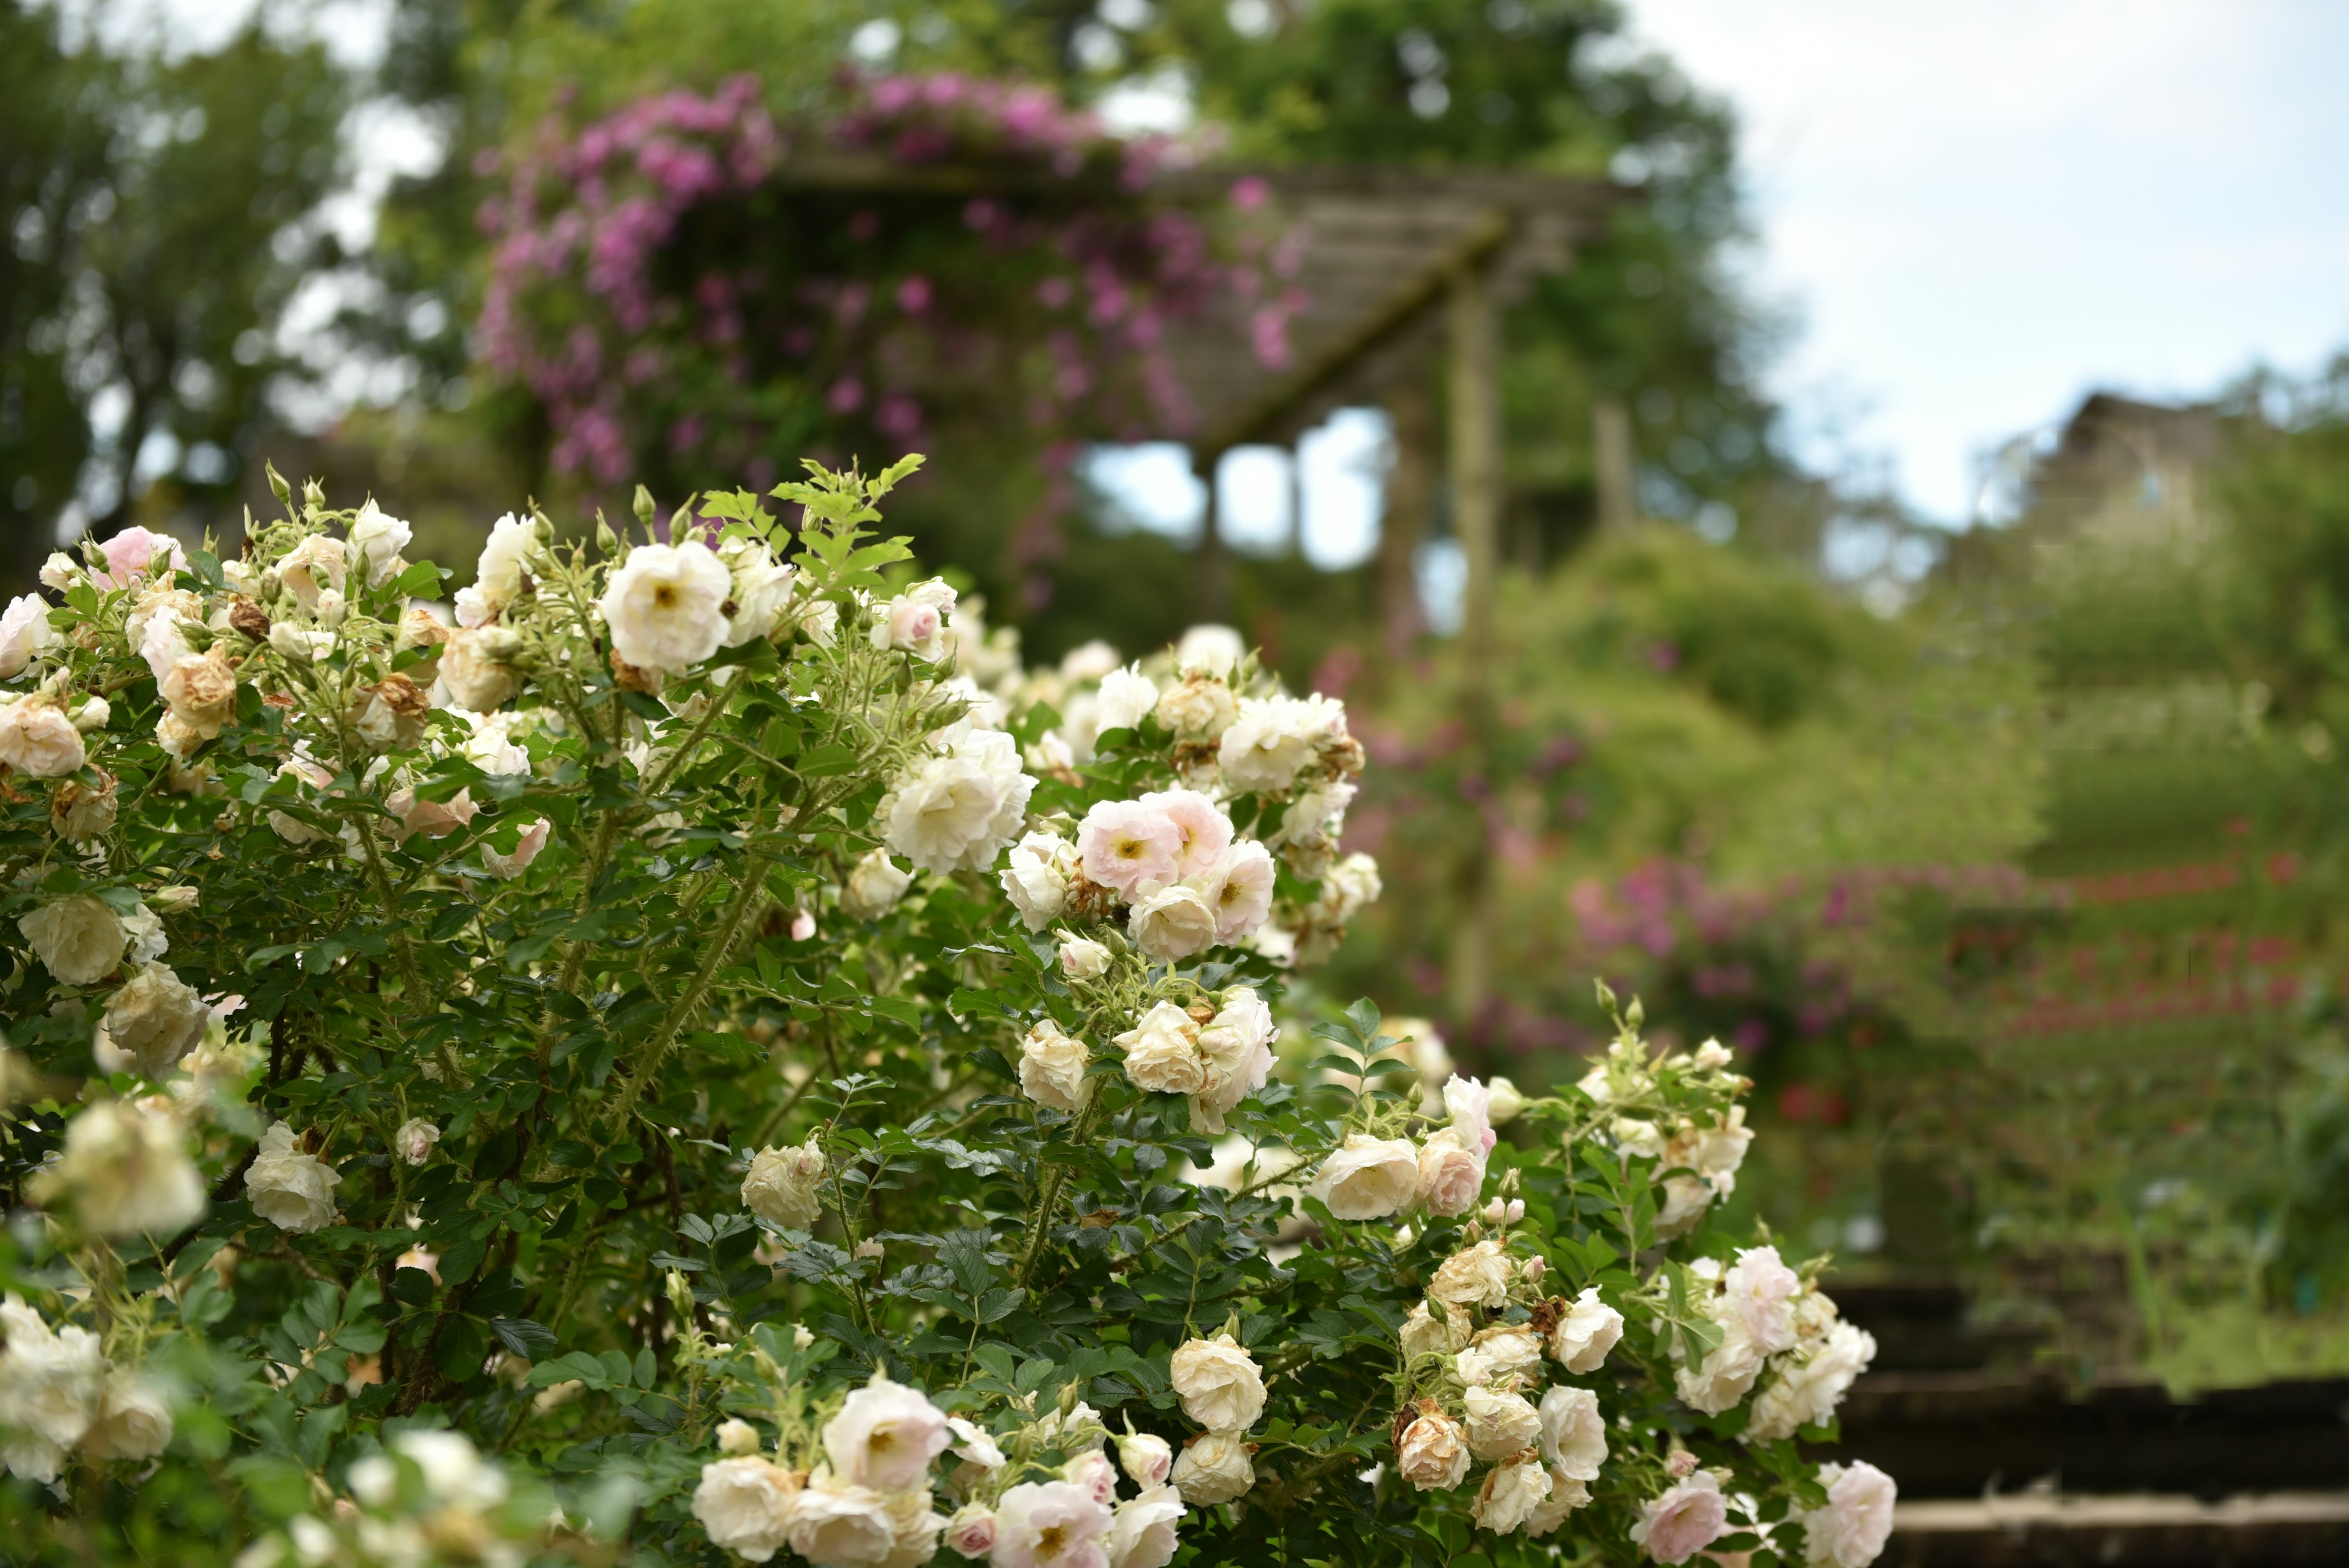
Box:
[0, 458, 1890, 1566]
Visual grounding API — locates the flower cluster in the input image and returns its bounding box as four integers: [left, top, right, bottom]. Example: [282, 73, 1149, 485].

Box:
[0, 1296, 171, 1485]
[238, 1429, 559, 1568]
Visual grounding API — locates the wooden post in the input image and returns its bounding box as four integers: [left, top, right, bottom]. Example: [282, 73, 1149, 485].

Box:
[1594, 397, 1636, 532]
[1194, 447, 1229, 622]
[1376, 379, 1433, 658]
[1445, 255, 1501, 1025]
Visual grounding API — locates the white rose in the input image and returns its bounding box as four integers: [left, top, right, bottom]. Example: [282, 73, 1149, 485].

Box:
[1428, 1239, 1513, 1311]
[0, 594, 55, 678]
[1550, 1287, 1625, 1373]
[942, 1502, 996, 1559]
[1631, 1471, 1730, 1566]
[1126, 880, 1218, 963]
[1174, 625, 1244, 678]
[1153, 675, 1236, 741]
[1691, 1106, 1754, 1187]
[599, 540, 732, 672]
[1113, 1001, 1204, 1096]
[694, 1455, 801, 1562]
[1396, 1405, 1471, 1490]
[39, 553, 82, 592]
[69, 697, 108, 734]
[119, 904, 162, 965]
[265, 618, 330, 664]
[395, 1118, 442, 1165]
[1308, 1135, 1420, 1221]
[1316, 852, 1381, 923]
[789, 1468, 898, 1566]
[1472, 1326, 1544, 1384]
[1216, 696, 1320, 793]
[1723, 1245, 1801, 1355]
[716, 1418, 763, 1456]
[1018, 1020, 1092, 1114]
[1672, 1319, 1763, 1416]
[1462, 1384, 1541, 1461]
[1168, 1332, 1264, 1432]
[1116, 1431, 1174, 1488]
[1537, 1385, 1607, 1481]
[720, 540, 797, 648]
[1094, 666, 1159, 735]
[1415, 1128, 1488, 1219]
[1470, 1452, 1553, 1535]
[161, 648, 238, 741]
[34, 1099, 204, 1239]
[278, 534, 347, 610]
[103, 963, 210, 1077]
[246, 1121, 341, 1233]
[879, 727, 1034, 875]
[1064, 1447, 1119, 1506]
[440, 626, 521, 712]
[0, 696, 86, 776]
[1076, 798, 1184, 897]
[1485, 1076, 1525, 1124]
[20, 895, 127, 986]
[483, 817, 552, 880]
[459, 513, 536, 626]
[1801, 1460, 1896, 1568]
[822, 1373, 951, 1492]
[1168, 1432, 1254, 1506]
[1190, 988, 1274, 1133]
[948, 1414, 1004, 1471]
[0, 1295, 106, 1478]
[1106, 1484, 1184, 1568]
[999, 831, 1074, 931]
[841, 848, 915, 920]
[1056, 932, 1111, 981]
[1524, 1470, 1592, 1536]
[1399, 1301, 1468, 1359]
[347, 500, 412, 587]
[869, 578, 956, 662]
[80, 1367, 173, 1462]
[741, 1138, 827, 1230]
[990, 1477, 1111, 1568]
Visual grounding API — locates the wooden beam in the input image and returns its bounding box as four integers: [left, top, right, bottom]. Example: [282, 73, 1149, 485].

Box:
[1194, 209, 1512, 461]
[1444, 250, 1502, 1024]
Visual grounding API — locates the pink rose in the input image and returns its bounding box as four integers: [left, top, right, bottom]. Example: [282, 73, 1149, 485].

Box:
[1416, 1128, 1487, 1218]
[1632, 1472, 1728, 1566]
[1077, 798, 1182, 897]
[483, 817, 550, 879]
[94, 526, 186, 589]
[1138, 789, 1231, 878]
[388, 787, 479, 840]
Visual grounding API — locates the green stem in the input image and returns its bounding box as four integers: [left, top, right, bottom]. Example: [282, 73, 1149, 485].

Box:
[601, 847, 773, 1132]
[1015, 1090, 1110, 1295]
[349, 811, 462, 1084]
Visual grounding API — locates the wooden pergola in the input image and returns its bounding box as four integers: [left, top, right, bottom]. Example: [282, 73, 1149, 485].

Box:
[771, 148, 1628, 667]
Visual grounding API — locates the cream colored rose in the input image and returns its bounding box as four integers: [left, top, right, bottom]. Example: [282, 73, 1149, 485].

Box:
[1154, 675, 1237, 741]
[1057, 932, 1111, 981]
[395, 1118, 441, 1166]
[1107, 1482, 1184, 1568]
[103, 963, 209, 1077]
[1017, 1020, 1092, 1114]
[80, 1369, 173, 1461]
[19, 896, 127, 986]
[692, 1455, 802, 1562]
[1800, 1460, 1896, 1568]
[1672, 1320, 1763, 1417]
[787, 1468, 898, 1567]
[0, 696, 86, 776]
[1169, 1431, 1254, 1505]
[161, 648, 237, 740]
[741, 1138, 826, 1230]
[1428, 1239, 1513, 1311]
[1524, 1470, 1590, 1536]
[1396, 1405, 1471, 1491]
[33, 1099, 204, 1238]
[599, 540, 731, 672]
[0, 593, 54, 678]
[278, 534, 346, 610]
[1471, 1452, 1554, 1535]
[1308, 1135, 1420, 1221]
[51, 773, 117, 841]
[1537, 1384, 1607, 1481]
[245, 1122, 340, 1233]
[440, 626, 521, 712]
[840, 847, 913, 920]
[1485, 1076, 1525, 1124]
[482, 817, 551, 880]
[878, 727, 1033, 876]
[999, 831, 1075, 931]
[1116, 1430, 1174, 1488]
[1127, 880, 1218, 963]
[1416, 1127, 1488, 1218]
[1169, 1332, 1264, 1432]
[1471, 1326, 1544, 1384]
[1551, 1286, 1625, 1373]
[1400, 1300, 1469, 1359]
[1463, 1385, 1542, 1461]
[822, 1373, 951, 1492]
[457, 513, 535, 628]
[1114, 1001, 1204, 1097]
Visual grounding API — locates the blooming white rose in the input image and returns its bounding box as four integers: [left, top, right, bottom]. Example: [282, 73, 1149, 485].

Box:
[1106, 1484, 1184, 1568]
[1723, 1245, 1802, 1355]
[1168, 1333, 1264, 1432]
[161, 648, 238, 741]
[1216, 696, 1320, 793]
[1168, 1432, 1253, 1506]
[788, 1468, 898, 1566]
[1018, 1020, 1092, 1114]
[1672, 1318, 1763, 1417]
[0, 695, 86, 776]
[1428, 1239, 1513, 1310]
[1093, 666, 1159, 737]
[266, 618, 331, 663]
[1153, 675, 1236, 741]
[999, 831, 1075, 931]
[103, 963, 210, 1078]
[1550, 1287, 1625, 1373]
[347, 500, 412, 587]
[992, 1479, 1112, 1568]
[1309, 1135, 1420, 1221]
[1537, 1385, 1607, 1481]
[880, 726, 1034, 875]
[1075, 798, 1183, 897]
[1631, 1471, 1729, 1566]
[742, 1139, 827, 1230]
[694, 1455, 801, 1562]
[1800, 1460, 1896, 1568]
[1174, 624, 1244, 678]
[457, 513, 535, 627]
[599, 540, 732, 672]
[823, 1373, 952, 1492]
[277, 535, 347, 612]
[1463, 1384, 1542, 1461]
[1471, 1452, 1553, 1535]
[483, 817, 552, 880]
[80, 1368, 173, 1462]
[1116, 1430, 1173, 1488]
[1399, 1301, 1468, 1359]
[720, 539, 797, 647]
[246, 1121, 340, 1233]
[1694, 1037, 1736, 1072]
[39, 552, 82, 592]
[0, 1295, 105, 1481]
[1056, 933, 1111, 981]
[1190, 988, 1275, 1132]
[395, 1118, 442, 1166]
[20, 896, 127, 986]
[841, 848, 915, 920]
[1113, 1002, 1204, 1097]
[1126, 880, 1218, 963]
[440, 626, 521, 712]
[1751, 1318, 1877, 1440]
[1470, 1325, 1543, 1384]
[1524, 1470, 1592, 1536]
[0, 593, 55, 678]
[948, 1414, 1004, 1471]
[1416, 1127, 1488, 1219]
[943, 1502, 997, 1559]
[1397, 1405, 1471, 1490]
[34, 1099, 204, 1238]
[870, 578, 956, 662]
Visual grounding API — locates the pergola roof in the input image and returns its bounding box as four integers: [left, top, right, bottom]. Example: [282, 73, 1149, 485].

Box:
[769, 148, 1628, 455]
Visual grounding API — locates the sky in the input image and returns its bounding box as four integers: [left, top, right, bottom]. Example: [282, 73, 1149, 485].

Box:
[1627, 0, 2349, 524]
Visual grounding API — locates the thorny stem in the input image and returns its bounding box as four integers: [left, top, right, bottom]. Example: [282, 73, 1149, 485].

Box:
[601, 844, 774, 1131]
[1015, 1090, 1111, 1295]
[349, 811, 464, 1085]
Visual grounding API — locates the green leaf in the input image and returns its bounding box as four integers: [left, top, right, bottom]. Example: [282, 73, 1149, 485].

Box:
[491, 1318, 559, 1358]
